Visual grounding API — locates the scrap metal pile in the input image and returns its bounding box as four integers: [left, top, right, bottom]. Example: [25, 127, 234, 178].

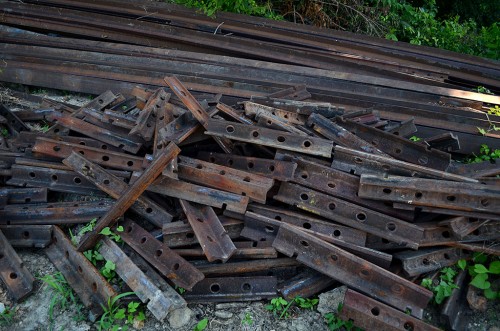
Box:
[0, 0, 499, 330]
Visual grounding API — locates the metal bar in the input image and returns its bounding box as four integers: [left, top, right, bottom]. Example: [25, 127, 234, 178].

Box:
[274, 182, 423, 249]
[385, 118, 417, 138]
[183, 276, 277, 303]
[339, 289, 440, 331]
[32, 137, 145, 171]
[98, 237, 186, 321]
[424, 132, 460, 152]
[0, 187, 47, 204]
[272, 224, 432, 318]
[337, 118, 451, 170]
[177, 156, 274, 204]
[0, 225, 52, 248]
[392, 203, 500, 221]
[394, 248, 466, 277]
[119, 219, 204, 290]
[205, 119, 333, 158]
[255, 112, 308, 136]
[243, 102, 307, 125]
[130, 89, 170, 141]
[162, 217, 243, 248]
[148, 176, 249, 214]
[164, 76, 233, 153]
[358, 174, 500, 214]
[77, 142, 180, 252]
[174, 246, 277, 259]
[441, 269, 469, 331]
[0, 104, 29, 135]
[278, 270, 336, 300]
[0, 200, 112, 225]
[197, 152, 297, 182]
[0, 229, 34, 301]
[216, 103, 254, 125]
[179, 200, 237, 263]
[331, 146, 477, 183]
[46, 111, 143, 154]
[307, 113, 387, 156]
[63, 152, 173, 226]
[196, 258, 300, 276]
[45, 226, 116, 319]
[248, 98, 343, 118]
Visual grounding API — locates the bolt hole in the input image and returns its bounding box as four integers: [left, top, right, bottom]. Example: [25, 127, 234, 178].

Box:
[277, 136, 286, 143]
[226, 125, 234, 133]
[300, 240, 309, 247]
[383, 188, 392, 194]
[333, 230, 341, 237]
[387, 223, 396, 231]
[300, 193, 309, 201]
[446, 195, 456, 202]
[303, 222, 311, 229]
[356, 213, 366, 221]
[371, 307, 380, 316]
[210, 284, 220, 293]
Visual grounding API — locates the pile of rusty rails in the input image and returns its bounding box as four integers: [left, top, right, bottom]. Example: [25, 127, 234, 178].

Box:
[0, 76, 499, 330]
[0, 0, 499, 329]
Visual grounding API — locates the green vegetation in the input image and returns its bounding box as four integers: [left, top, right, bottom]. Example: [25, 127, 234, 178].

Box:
[488, 105, 500, 116]
[98, 292, 145, 331]
[0, 127, 8, 138]
[465, 144, 500, 163]
[171, 0, 499, 59]
[0, 305, 14, 326]
[265, 296, 319, 319]
[459, 253, 500, 300]
[175, 285, 186, 294]
[409, 135, 422, 142]
[39, 272, 83, 329]
[193, 317, 208, 331]
[241, 312, 253, 326]
[421, 267, 459, 304]
[325, 303, 363, 331]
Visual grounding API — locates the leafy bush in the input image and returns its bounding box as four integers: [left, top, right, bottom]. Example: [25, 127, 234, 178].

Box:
[173, 0, 281, 19]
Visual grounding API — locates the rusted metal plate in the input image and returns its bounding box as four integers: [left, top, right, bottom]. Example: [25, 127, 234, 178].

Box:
[441, 269, 469, 331]
[162, 217, 243, 248]
[255, 112, 308, 136]
[339, 289, 441, 331]
[384, 118, 417, 137]
[274, 182, 423, 249]
[0, 104, 29, 135]
[46, 111, 143, 153]
[196, 258, 300, 276]
[249, 97, 343, 118]
[119, 219, 204, 290]
[205, 120, 333, 158]
[77, 143, 180, 252]
[198, 152, 297, 181]
[272, 224, 432, 318]
[278, 269, 336, 300]
[180, 200, 236, 263]
[183, 276, 277, 303]
[63, 152, 173, 226]
[0, 187, 47, 204]
[0, 200, 112, 225]
[216, 103, 254, 125]
[130, 89, 170, 141]
[336, 118, 451, 170]
[0, 225, 52, 248]
[307, 113, 387, 156]
[331, 146, 477, 183]
[177, 156, 274, 204]
[358, 174, 500, 214]
[32, 137, 145, 171]
[244, 102, 307, 125]
[45, 226, 116, 318]
[424, 132, 460, 152]
[0, 229, 34, 301]
[99, 237, 186, 321]
[148, 176, 249, 214]
[6, 164, 103, 195]
[394, 248, 466, 277]
[174, 246, 277, 260]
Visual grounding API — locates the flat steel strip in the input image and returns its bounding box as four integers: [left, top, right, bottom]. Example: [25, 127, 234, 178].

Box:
[331, 146, 477, 183]
[183, 276, 277, 303]
[274, 182, 423, 249]
[359, 174, 500, 214]
[0, 187, 47, 204]
[0, 229, 34, 301]
[148, 176, 249, 214]
[340, 289, 440, 331]
[99, 237, 186, 321]
[0, 104, 29, 134]
[180, 200, 237, 263]
[394, 247, 466, 277]
[45, 226, 116, 317]
[272, 224, 432, 318]
[197, 152, 297, 182]
[205, 119, 333, 158]
[278, 270, 336, 300]
[33, 137, 144, 171]
[63, 152, 173, 226]
[77, 143, 180, 252]
[243, 101, 307, 125]
[119, 219, 204, 290]
[177, 156, 274, 204]
[0, 225, 52, 248]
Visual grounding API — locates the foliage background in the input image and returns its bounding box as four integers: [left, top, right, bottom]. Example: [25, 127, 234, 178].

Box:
[171, 0, 500, 60]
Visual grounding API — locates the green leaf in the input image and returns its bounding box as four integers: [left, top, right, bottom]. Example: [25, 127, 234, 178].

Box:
[484, 287, 498, 300]
[104, 260, 116, 271]
[457, 259, 467, 270]
[195, 318, 208, 331]
[488, 261, 500, 274]
[114, 308, 126, 319]
[470, 273, 491, 290]
[128, 301, 139, 313]
[473, 253, 488, 264]
[477, 127, 487, 135]
[100, 227, 112, 236]
[136, 311, 146, 321]
[116, 226, 124, 232]
[474, 264, 489, 274]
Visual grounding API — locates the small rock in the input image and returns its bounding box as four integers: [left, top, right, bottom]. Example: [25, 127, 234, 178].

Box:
[215, 302, 247, 309]
[133, 318, 145, 329]
[214, 310, 233, 319]
[168, 307, 194, 328]
[0, 303, 5, 314]
[489, 327, 500, 331]
[466, 286, 487, 312]
[317, 286, 347, 315]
